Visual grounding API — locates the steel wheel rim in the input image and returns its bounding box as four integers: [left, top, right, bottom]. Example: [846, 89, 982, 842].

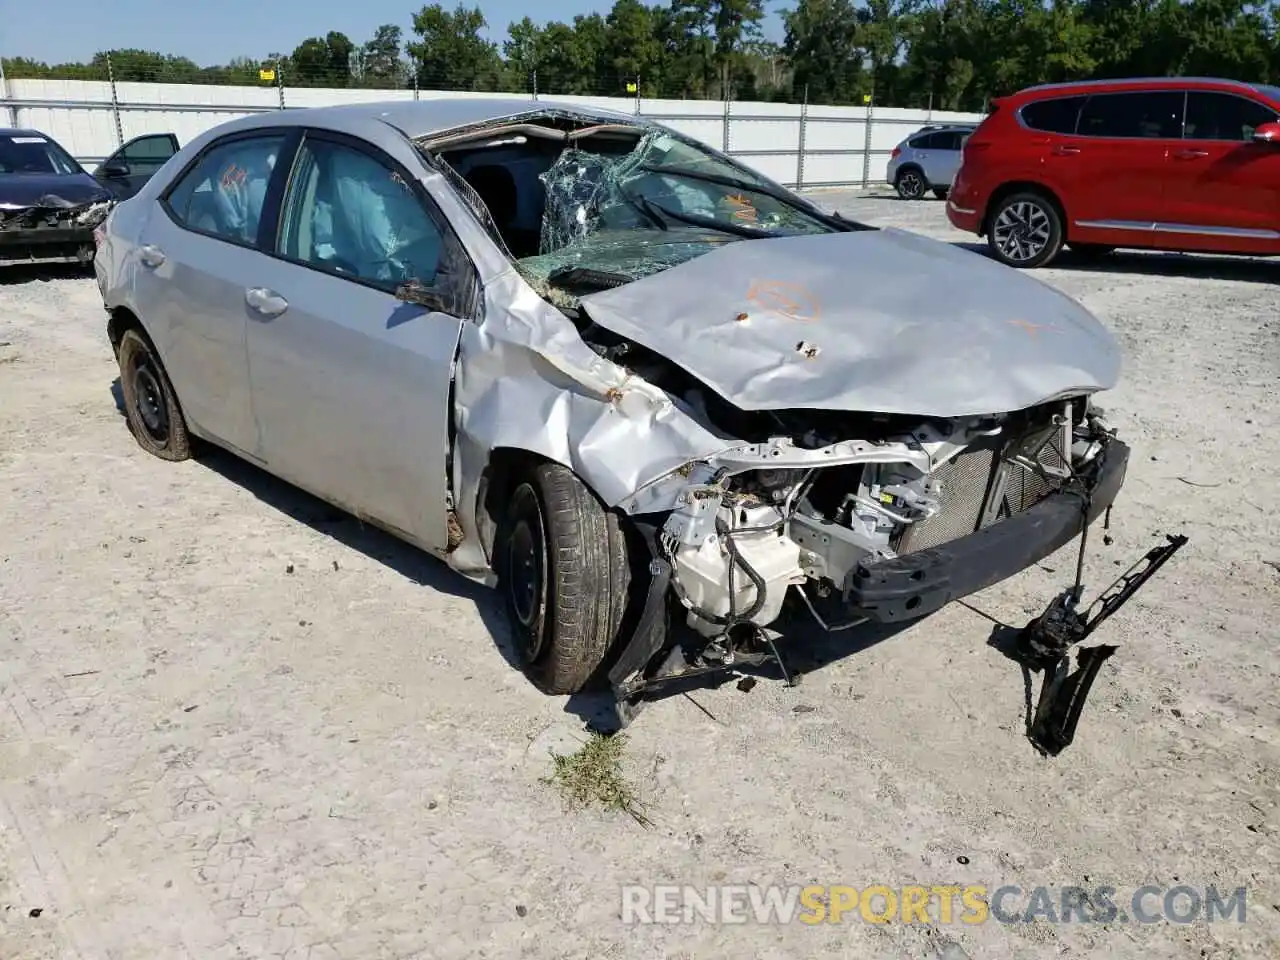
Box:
[899, 172, 922, 198]
[993, 201, 1052, 262]
[131, 356, 169, 443]
[506, 486, 547, 658]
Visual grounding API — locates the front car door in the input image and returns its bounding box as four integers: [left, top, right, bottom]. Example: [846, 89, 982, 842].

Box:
[244, 130, 477, 552]
[131, 130, 293, 457]
[95, 133, 180, 200]
[1066, 89, 1184, 230]
[924, 130, 964, 188]
[1161, 88, 1280, 249]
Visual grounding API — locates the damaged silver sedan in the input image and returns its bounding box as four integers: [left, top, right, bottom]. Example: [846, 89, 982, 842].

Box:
[96, 99, 1184, 749]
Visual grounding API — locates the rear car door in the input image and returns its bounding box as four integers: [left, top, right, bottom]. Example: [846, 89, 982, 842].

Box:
[95, 133, 179, 200]
[1044, 90, 1182, 228]
[244, 130, 475, 551]
[1164, 89, 1280, 241]
[131, 130, 293, 458]
[925, 131, 964, 187]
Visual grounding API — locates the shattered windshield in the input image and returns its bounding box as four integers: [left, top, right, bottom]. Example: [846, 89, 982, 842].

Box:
[536, 130, 835, 254]
[0, 134, 81, 176]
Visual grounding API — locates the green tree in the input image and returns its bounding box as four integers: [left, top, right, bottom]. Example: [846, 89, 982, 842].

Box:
[408, 3, 504, 91]
[356, 24, 406, 88]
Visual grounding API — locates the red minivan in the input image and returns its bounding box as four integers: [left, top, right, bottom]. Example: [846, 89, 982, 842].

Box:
[947, 77, 1280, 268]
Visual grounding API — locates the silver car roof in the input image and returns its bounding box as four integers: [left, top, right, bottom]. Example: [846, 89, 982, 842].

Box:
[210, 98, 644, 142]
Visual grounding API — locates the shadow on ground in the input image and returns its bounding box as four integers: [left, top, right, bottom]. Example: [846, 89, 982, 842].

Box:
[109, 376, 516, 663]
[0, 263, 93, 285]
[952, 241, 1278, 283]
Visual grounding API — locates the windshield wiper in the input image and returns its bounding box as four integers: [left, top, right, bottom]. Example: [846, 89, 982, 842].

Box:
[639, 163, 871, 232]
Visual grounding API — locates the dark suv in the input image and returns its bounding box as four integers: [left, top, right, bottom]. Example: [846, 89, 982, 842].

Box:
[947, 77, 1280, 268]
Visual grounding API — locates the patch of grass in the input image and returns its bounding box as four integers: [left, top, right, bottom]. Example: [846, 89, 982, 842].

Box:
[543, 732, 651, 826]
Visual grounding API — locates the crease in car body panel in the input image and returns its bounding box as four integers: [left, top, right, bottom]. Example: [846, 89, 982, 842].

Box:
[411, 105, 1185, 752]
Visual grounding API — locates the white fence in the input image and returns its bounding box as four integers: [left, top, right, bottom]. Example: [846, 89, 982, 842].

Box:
[0, 77, 984, 190]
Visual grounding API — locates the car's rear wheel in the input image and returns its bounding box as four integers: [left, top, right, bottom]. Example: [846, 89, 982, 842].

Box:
[117, 328, 193, 461]
[895, 167, 927, 201]
[987, 192, 1064, 268]
[497, 462, 632, 695]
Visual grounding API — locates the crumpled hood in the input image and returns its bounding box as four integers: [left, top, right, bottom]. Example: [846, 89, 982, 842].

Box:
[577, 227, 1121, 417]
[0, 172, 110, 210]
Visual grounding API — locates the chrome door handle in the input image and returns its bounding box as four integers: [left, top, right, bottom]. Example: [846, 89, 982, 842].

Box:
[245, 287, 288, 318]
[1173, 149, 1209, 160]
[138, 244, 166, 267]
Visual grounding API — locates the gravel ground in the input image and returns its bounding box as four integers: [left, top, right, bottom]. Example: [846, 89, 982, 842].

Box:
[1, 192, 1278, 960]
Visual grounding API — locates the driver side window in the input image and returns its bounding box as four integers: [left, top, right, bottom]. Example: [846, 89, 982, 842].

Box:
[277, 136, 443, 290]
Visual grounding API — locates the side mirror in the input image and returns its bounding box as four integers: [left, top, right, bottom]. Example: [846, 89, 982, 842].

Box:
[99, 161, 129, 178]
[1251, 121, 1280, 144]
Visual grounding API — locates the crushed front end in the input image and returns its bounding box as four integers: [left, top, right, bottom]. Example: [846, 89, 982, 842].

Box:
[608, 397, 1144, 739]
[0, 197, 112, 266]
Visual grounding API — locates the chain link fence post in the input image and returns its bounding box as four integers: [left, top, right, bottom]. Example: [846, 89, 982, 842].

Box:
[413, 71, 420, 101]
[796, 84, 808, 190]
[634, 74, 641, 115]
[276, 60, 286, 110]
[722, 87, 731, 154]
[532, 69, 538, 103]
[106, 53, 124, 147]
[861, 92, 874, 188]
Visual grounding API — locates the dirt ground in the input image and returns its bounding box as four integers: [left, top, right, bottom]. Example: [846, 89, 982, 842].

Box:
[1, 192, 1277, 960]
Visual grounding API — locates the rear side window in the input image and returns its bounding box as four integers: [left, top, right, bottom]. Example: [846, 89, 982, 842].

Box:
[120, 135, 176, 163]
[1184, 92, 1279, 141]
[164, 134, 287, 246]
[1077, 91, 1184, 139]
[1020, 96, 1085, 134]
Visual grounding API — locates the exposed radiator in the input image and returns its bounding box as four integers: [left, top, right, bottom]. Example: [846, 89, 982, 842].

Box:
[896, 424, 1067, 555]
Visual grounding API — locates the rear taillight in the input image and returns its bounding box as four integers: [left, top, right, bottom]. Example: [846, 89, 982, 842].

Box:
[890, 146, 902, 159]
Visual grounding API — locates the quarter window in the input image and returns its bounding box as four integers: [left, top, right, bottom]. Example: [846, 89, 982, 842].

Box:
[1184, 92, 1279, 141]
[1020, 96, 1085, 134]
[164, 134, 286, 245]
[1077, 92, 1184, 139]
[277, 137, 444, 289]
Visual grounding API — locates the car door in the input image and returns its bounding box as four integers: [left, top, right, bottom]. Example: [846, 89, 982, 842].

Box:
[1163, 89, 1280, 241]
[909, 132, 939, 183]
[928, 131, 964, 187]
[244, 130, 477, 552]
[131, 130, 294, 458]
[1057, 90, 1184, 228]
[95, 133, 179, 200]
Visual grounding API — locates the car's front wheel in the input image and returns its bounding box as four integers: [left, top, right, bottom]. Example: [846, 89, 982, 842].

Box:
[497, 462, 633, 695]
[895, 167, 927, 201]
[987, 192, 1064, 268]
[117, 328, 193, 461]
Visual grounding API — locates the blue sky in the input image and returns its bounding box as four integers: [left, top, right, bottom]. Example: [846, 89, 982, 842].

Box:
[2, 0, 786, 65]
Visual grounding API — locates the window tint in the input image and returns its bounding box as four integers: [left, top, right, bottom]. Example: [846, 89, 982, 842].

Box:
[1184, 92, 1279, 141]
[935, 131, 963, 150]
[120, 135, 176, 163]
[1020, 96, 1085, 134]
[908, 134, 934, 149]
[0, 133, 80, 175]
[1077, 91, 1184, 139]
[165, 134, 286, 245]
[277, 137, 443, 289]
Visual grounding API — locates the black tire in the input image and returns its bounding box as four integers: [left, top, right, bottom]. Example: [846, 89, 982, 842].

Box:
[986, 191, 1064, 268]
[497, 462, 632, 695]
[895, 167, 927, 201]
[1068, 242, 1116, 259]
[117, 328, 193, 461]
[933, 187, 949, 201]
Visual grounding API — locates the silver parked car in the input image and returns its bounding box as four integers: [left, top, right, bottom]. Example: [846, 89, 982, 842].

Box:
[885, 123, 974, 200]
[96, 99, 1160, 740]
